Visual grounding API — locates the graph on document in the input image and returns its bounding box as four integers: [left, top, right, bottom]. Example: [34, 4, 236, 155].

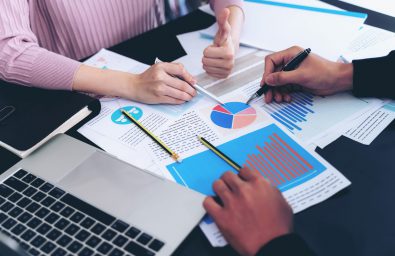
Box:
[166, 124, 326, 195]
[261, 92, 315, 132]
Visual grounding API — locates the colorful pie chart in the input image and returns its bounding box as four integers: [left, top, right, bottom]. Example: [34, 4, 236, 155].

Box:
[210, 102, 257, 129]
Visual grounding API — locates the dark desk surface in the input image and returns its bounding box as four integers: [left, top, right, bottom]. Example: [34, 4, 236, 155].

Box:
[1, 9, 395, 256]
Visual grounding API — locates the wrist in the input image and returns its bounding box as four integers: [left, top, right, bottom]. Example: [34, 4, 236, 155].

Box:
[333, 62, 353, 92]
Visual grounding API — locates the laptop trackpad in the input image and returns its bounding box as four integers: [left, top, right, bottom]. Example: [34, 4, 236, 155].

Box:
[58, 152, 163, 221]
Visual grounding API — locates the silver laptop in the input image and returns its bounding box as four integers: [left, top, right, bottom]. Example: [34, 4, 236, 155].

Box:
[0, 134, 205, 256]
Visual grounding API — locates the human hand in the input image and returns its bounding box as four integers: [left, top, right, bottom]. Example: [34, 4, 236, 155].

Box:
[202, 8, 237, 78]
[203, 167, 293, 256]
[262, 46, 354, 103]
[129, 62, 197, 104]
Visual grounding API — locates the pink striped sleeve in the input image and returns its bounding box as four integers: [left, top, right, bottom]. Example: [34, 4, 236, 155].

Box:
[0, 0, 80, 90]
[210, 0, 244, 16]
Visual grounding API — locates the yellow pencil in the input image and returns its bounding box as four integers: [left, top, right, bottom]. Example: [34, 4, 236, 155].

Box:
[121, 109, 182, 163]
[198, 136, 241, 172]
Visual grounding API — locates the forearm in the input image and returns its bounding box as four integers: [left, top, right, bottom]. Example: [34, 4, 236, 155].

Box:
[227, 5, 244, 50]
[256, 234, 316, 256]
[72, 64, 137, 98]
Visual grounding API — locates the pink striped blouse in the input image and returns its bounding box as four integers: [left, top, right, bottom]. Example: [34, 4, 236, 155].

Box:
[0, 0, 242, 90]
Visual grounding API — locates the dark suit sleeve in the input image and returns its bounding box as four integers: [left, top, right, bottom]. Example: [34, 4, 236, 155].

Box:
[352, 50, 395, 99]
[256, 233, 315, 256]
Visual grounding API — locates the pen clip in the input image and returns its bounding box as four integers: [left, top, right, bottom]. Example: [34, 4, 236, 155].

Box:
[0, 105, 16, 124]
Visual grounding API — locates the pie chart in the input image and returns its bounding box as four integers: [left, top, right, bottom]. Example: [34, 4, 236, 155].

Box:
[210, 102, 257, 129]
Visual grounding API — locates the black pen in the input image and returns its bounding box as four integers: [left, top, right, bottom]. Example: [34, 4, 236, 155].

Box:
[246, 48, 311, 105]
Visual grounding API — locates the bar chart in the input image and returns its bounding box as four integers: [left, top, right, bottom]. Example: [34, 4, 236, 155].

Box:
[261, 92, 315, 132]
[166, 124, 326, 195]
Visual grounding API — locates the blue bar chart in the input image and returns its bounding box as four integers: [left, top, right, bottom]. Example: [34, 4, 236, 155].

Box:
[166, 124, 326, 195]
[261, 92, 315, 132]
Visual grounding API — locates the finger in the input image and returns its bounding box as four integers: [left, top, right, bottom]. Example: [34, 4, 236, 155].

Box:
[204, 45, 234, 60]
[264, 89, 274, 104]
[239, 166, 260, 181]
[163, 75, 196, 97]
[214, 8, 231, 46]
[221, 171, 244, 192]
[161, 63, 196, 85]
[160, 95, 186, 105]
[162, 85, 194, 102]
[274, 89, 283, 103]
[202, 57, 233, 70]
[203, 65, 230, 76]
[203, 196, 223, 214]
[265, 70, 301, 86]
[213, 179, 232, 206]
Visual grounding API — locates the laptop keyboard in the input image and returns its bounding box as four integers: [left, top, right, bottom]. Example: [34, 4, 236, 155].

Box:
[0, 169, 165, 256]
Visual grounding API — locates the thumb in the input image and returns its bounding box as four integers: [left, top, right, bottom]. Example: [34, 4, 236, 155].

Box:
[214, 8, 231, 46]
[265, 71, 300, 86]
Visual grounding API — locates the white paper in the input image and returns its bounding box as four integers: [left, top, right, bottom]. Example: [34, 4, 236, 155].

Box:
[344, 101, 395, 145]
[341, 25, 395, 62]
[201, 0, 366, 61]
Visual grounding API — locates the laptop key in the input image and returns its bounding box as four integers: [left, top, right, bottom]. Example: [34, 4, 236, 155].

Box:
[97, 241, 113, 254]
[102, 229, 117, 241]
[8, 192, 23, 202]
[9, 206, 23, 217]
[109, 248, 124, 256]
[56, 234, 72, 247]
[2, 218, 17, 229]
[51, 248, 67, 256]
[112, 220, 129, 233]
[60, 206, 75, 218]
[125, 227, 141, 239]
[23, 187, 38, 197]
[21, 229, 37, 242]
[41, 241, 56, 253]
[14, 169, 28, 179]
[29, 247, 40, 256]
[54, 218, 70, 230]
[0, 201, 13, 212]
[86, 235, 102, 248]
[26, 202, 41, 213]
[37, 223, 52, 235]
[40, 182, 54, 193]
[65, 223, 80, 236]
[31, 234, 46, 247]
[31, 178, 45, 188]
[0, 197, 5, 205]
[22, 174, 36, 184]
[45, 212, 61, 224]
[31, 191, 46, 202]
[46, 228, 62, 240]
[41, 196, 56, 207]
[18, 212, 33, 223]
[125, 240, 155, 256]
[0, 184, 13, 198]
[78, 247, 94, 256]
[75, 229, 90, 242]
[11, 223, 26, 235]
[91, 223, 106, 235]
[148, 239, 164, 252]
[35, 207, 50, 218]
[51, 201, 66, 212]
[0, 213, 7, 223]
[113, 234, 128, 247]
[137, 233, 152, 245]
[17, 197, 32, 208]
[20, 241, 30, 251]
[67, 240, 83, 253]
[4, 177, 28, 192]
[27, 217, 42, 229]
[70, 211, 85, 223]
[49, 187, 66, 199]
[81, 217, 95, 229]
